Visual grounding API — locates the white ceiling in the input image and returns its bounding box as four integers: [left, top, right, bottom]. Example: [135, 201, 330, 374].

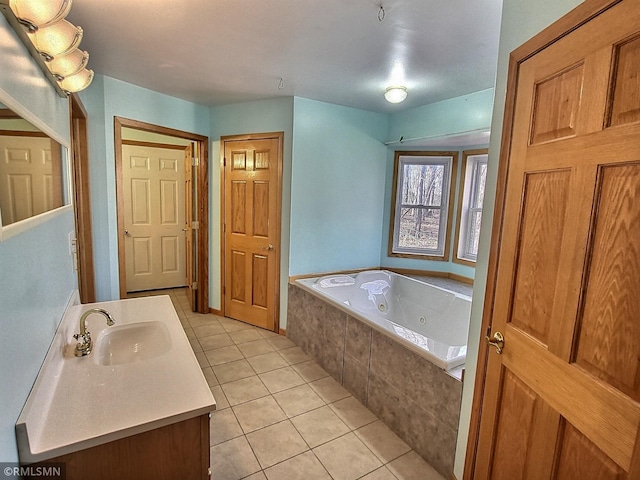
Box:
[67, 0, 503, 114]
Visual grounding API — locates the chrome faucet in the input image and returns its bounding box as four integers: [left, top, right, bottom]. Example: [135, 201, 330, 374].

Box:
[73, 308, 116, 357]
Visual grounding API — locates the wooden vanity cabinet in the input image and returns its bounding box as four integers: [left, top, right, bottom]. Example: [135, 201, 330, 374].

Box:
[28, 414, 210, 480]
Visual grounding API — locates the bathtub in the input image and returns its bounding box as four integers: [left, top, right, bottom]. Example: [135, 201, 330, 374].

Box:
[296, 270, 471, 370]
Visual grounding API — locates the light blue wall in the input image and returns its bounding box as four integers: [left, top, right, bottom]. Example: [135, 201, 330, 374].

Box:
[289, 97, 389, 277]
[79, 76, 211, 301]
[387, 89, 494, 145]
[210, 97, 295, 325]
[0, 16, 75, 461]
[453, 0, 584, 477]
[380, 91, 494, 279]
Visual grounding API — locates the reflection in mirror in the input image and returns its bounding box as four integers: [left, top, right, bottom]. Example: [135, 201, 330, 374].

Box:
[0, 105, 68, 226]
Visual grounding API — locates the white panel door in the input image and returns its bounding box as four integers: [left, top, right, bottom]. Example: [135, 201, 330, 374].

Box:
[0, 135, 61, 225]
[123, 144, 186, 292]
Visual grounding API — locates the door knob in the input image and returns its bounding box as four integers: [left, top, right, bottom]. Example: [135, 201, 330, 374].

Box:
[486, 331, 504, 355]
[260, 244, 274, 251]
[124, 230, 131, 236]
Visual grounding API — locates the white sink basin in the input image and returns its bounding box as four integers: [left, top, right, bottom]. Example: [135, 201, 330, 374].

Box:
[94, 321, 172, 366]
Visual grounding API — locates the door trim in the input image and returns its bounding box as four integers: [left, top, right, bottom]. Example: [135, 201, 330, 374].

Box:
[114, 116, 210, 313]
[220, 132, 284, 332]
[463, 0, 622, 477]
[69, 93, 96, 303]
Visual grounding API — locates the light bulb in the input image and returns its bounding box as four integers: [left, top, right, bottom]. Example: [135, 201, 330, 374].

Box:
[9, 0, 72, 30]
[58, 68, 93, 93]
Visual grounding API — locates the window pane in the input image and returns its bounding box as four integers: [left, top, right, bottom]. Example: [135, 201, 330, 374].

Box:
[467, 210, 483, 256]
[398, 207, 441, 250]
[474, 162, 488, 208]
[401, 164, 444, 206]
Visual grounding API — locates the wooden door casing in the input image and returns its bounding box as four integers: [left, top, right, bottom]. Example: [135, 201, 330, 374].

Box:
[70, 93, 96, 304]
[470, 0, 640, 478]
[184, 143, 195, 307]
[222, 133, 283, 331]
[114, 117, 209, 313]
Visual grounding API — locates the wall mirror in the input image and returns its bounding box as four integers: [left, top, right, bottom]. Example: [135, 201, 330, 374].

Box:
[0, 102, 71, 236]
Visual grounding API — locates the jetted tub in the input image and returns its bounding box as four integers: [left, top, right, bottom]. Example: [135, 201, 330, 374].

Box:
[296, 270, 471, 370]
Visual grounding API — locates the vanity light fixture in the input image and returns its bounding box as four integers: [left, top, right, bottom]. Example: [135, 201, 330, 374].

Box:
[59, 67, 93, 93]
[47, 48, 88, 79]
[384, 86, 408, 104]
[0, 0, 93, 96]
[27, 20, 82, 59]
[9, 0, 71, 31]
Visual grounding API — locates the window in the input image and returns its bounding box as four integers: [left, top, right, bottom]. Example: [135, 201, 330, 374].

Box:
[454, 149, 488, 264]
[389, 151, 458, 259]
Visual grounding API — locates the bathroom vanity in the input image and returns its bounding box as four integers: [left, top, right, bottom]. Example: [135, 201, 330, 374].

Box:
[15, 295, 215, 480]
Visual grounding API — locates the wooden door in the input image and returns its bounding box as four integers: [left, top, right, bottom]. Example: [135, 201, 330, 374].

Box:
[122, 144, 187, 292]
[473, 0, 640, 478]
[223, 134, 282, 331]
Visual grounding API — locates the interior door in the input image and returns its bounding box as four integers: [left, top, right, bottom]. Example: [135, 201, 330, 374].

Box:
[474, 0, 640, 478]
[0, 135, 62, 224]
[122, 144, 187, 292]
[223, 134, 282, 331]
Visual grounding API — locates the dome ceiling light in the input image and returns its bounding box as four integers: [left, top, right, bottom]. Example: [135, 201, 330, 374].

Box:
[384, 86, 408, 104]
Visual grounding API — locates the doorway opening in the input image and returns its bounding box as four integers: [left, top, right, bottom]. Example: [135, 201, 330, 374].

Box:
[114, 117, 209, 313]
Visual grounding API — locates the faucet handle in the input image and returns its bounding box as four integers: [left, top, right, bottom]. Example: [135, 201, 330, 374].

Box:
[73, 332, 92, 356]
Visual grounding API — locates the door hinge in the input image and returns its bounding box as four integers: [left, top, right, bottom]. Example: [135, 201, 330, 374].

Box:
[223, 157, 227, 167]
[191, 282, 198, 290]
[222, 286, 225, 295]
[192, 156, 199, 167]
[191, 221, 199, 230]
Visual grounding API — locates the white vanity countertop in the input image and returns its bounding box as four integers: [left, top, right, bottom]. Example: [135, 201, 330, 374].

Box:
[16, 296, 216, 463]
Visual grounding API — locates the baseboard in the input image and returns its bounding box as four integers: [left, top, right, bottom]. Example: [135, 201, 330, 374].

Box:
[279, 328, 286, 336]
[449, 272, 474, 285]
[209, 308, 223, 316]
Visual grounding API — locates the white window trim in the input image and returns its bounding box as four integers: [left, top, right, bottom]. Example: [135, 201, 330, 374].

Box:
[391, 153, 454, 257]
[457, 153, 488, 263]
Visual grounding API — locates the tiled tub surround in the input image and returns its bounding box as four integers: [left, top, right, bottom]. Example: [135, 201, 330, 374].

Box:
[287, 281, 465, 478]
[296, 270, 471, 370]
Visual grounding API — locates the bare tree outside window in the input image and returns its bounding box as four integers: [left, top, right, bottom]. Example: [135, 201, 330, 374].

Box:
[390, 152, 457, 259]
[454, 150, 488, 265]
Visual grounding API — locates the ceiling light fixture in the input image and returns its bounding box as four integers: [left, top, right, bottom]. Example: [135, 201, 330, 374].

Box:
[0, 0, 94, 95]
[384, 86, 408, 104]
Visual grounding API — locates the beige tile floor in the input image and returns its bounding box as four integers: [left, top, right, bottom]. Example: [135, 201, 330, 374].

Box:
[132, 288, 445, 480]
